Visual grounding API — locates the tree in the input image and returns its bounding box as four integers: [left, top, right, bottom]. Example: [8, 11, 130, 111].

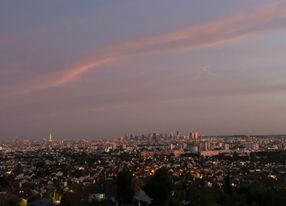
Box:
[144, 167, 174, 205]
[117, 169, 135, 205]
[223, 175, 232, 194]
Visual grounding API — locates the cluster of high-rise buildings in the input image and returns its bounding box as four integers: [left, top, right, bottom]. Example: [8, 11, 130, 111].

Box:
[1, 132, 286, 205]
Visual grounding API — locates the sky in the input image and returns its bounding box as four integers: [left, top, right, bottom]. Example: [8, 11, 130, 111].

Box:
[1, 0, 286, 139]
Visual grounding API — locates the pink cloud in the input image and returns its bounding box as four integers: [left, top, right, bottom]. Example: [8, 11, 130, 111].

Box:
[3, 2, 286, 97]
[53, 2, 286, 85]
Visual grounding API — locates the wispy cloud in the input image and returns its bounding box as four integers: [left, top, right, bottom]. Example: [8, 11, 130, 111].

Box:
[5, 2, 286, 96]
[193, 65, 219, 81]
[53, 2, 286, 84]
[53, 57, 115, 86]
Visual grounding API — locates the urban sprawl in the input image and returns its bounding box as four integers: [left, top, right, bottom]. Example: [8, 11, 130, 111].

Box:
[1, 132, 286, 206]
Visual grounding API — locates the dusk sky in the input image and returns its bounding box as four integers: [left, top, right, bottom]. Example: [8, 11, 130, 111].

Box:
[1, 0, 286, 139]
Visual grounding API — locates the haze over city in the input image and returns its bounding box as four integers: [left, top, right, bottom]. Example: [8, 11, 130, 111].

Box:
[1, 0, 286, 139]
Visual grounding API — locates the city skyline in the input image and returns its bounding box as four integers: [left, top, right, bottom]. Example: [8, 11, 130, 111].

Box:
[1, 0, 286, 138]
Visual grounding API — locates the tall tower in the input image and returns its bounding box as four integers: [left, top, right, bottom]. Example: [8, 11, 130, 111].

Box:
[191, 132, 195, 140]
[48, 133, 53, 142]
[195, 132, 199, 141]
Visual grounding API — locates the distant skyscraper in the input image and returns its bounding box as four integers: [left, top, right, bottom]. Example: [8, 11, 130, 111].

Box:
[191, 131, 199, 140]
[191, 132, 195, 140]
[195, 132, 199, 140]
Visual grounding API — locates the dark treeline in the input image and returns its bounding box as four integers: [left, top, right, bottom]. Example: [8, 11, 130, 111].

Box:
[59, 167, 286, 206]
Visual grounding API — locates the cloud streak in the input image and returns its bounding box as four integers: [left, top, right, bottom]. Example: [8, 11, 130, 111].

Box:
[193, 65, 219, 81]
[53, 2, 286, 84]
[53, 57, 115, 86]
[5, 2, 286, 96]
